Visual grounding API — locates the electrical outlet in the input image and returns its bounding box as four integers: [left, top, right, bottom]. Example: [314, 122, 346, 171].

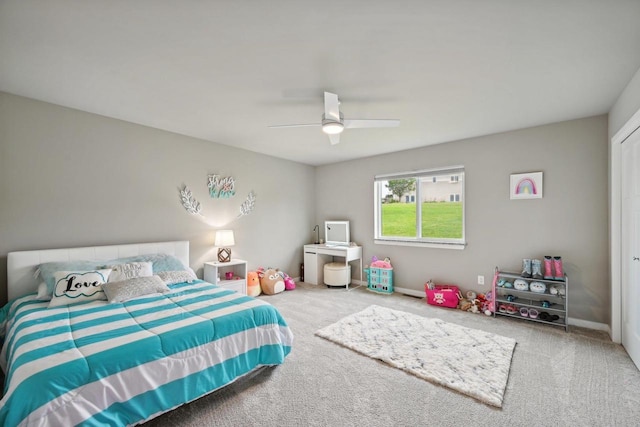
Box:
[477, 275, 485, 285]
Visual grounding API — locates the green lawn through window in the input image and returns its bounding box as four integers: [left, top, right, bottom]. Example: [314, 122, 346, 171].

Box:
[381, 202, 462, 239]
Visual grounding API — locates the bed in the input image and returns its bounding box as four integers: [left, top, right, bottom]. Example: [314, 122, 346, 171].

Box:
[0, 241, 293, 426]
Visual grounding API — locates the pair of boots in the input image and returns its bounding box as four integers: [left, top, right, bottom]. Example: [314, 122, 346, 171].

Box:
[543, 256, 565, 281]
[521, 257, 564, 281]
[521, 259, 543, 279]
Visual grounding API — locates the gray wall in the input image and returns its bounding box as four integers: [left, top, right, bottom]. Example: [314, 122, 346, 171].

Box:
[316, 116, 609, 325]
[609, 65, 640, 138]
[0, 91, 611, 325]
[0, 92, 316, 304]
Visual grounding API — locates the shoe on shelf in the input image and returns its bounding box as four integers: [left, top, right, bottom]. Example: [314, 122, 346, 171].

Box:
[506, 305, 518, 315]
[538, 312, 560, 322]
[521, 259, 532, 278]
[550, 285, 566, 296]
[543, 256, 554, 280]
[553, 256, 565, 281]
[519, 307, 529, 317]
[528, 308, 539, 319]
[532, 259, 543, 279]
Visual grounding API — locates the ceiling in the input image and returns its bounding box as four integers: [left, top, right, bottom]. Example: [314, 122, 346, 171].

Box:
[1, 1, 640, 166]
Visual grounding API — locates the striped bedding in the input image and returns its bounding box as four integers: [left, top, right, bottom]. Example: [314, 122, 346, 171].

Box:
[0, 280, 293, 426]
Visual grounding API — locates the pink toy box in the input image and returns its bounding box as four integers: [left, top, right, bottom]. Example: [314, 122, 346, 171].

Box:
[424, 282, 461, 308]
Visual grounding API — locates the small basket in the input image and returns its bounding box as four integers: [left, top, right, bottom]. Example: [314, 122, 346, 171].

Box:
[424, 282, 460, 308]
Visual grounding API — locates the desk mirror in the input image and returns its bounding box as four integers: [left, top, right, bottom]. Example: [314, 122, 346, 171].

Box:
[325, 221, 350, 246]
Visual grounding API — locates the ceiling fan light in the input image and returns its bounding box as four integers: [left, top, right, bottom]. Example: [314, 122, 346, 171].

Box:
[322, 122, 344, 135]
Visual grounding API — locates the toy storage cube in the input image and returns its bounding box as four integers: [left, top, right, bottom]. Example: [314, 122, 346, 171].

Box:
[366, 267, 394, 294]
[324, 263, 351, 287]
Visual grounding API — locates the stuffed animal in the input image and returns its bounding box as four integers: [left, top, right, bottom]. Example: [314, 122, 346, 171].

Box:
[469, 299, 481, 314]
[458, 298, 472, 311]
[247, 271, 261, 297]
[281, 272, 296, 291]
[260, 268, 285, 295]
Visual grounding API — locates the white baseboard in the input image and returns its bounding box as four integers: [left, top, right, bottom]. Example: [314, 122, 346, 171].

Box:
[394, 286, 425, 298]
[395, 286, 611, 334]
[568, 317, 611, 333]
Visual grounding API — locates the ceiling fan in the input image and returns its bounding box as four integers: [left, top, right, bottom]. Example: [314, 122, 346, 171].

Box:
[269, 92, 400, 145]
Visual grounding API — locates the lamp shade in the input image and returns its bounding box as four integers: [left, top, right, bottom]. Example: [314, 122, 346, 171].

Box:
[215, 230, 235, 247]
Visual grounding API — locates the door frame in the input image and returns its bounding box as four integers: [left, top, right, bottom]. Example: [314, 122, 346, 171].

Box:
[611, 107, 640, 343]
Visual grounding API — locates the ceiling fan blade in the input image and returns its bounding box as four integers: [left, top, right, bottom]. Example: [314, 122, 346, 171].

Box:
[343, 119, 400, 129]
[268, 123, 321, 128]
[324, 92, 341, 122]
[329, 134, 341, 145]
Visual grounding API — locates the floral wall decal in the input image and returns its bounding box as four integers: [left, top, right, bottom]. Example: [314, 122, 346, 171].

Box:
[208, 174, 236, 198]
[239, 191, 256, 217]
[180, 186, 202, 215]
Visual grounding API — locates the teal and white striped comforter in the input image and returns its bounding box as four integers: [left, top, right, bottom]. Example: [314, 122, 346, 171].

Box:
[0, 280, 293, 426]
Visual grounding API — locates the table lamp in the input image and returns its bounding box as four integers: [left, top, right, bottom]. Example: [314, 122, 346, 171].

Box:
[215, 230, 235, 263]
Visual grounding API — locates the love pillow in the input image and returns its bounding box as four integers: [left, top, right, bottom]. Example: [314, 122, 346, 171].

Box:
[48, 269, 112, 308]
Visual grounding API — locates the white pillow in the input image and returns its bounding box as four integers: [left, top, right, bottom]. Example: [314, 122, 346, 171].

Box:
[102, 275, 170, 303]
[106, 261, 153, 282]
[48, 269, 112, 308]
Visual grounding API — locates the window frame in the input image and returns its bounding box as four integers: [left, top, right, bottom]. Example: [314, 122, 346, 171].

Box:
[374, 166, 466, 250]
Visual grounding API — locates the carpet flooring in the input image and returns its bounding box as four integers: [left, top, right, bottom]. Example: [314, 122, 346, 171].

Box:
[146, 283, 640, 427]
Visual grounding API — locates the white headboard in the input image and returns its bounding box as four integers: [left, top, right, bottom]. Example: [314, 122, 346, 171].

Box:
[7, 240, 189, 300]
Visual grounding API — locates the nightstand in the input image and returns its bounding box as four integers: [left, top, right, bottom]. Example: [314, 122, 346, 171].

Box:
[203, 259, 247, 295]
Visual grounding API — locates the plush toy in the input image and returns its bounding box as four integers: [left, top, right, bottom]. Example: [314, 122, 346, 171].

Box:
[259, 268, 285, 295]
[281, 272, 296, 291]
[469, 299, 481, 314]
[458, 298, 472, 311]
[247, 271, 261, 297]
[482, 291, 494, 315]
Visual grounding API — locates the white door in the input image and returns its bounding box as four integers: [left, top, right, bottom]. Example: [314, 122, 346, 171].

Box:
[622, 128, 640, 369]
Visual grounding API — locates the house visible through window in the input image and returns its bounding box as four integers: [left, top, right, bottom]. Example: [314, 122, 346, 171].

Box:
[374, 166, 465, 248]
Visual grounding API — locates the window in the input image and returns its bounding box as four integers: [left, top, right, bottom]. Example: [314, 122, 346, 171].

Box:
[374, 166, 465, 248]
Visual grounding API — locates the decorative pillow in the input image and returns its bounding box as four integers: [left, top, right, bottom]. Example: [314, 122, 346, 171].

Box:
[36, 281, 51, 301]
[106, 261, 153, 282]
[38, 260, 103, 296]
[39, 254, 187, 297]
[48, 269, 112, 308]
[102, 275, 170, 303]
[106, 254, 188, 273]
[156, 270, 197, 285]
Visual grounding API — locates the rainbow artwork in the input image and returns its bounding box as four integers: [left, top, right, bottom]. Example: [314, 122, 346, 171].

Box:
[515, 178, 537, 195]
[510, 172, 543, 199]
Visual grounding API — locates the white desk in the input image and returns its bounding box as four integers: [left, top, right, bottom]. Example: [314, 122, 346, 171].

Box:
[303, 244, 363, 290]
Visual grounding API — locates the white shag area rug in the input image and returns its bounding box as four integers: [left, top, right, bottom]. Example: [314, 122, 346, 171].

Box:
[315, 305, 516, 407]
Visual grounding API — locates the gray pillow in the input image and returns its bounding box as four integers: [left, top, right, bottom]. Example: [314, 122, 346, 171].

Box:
[156, 270, 197, 285]
[102, 275, 169, 303]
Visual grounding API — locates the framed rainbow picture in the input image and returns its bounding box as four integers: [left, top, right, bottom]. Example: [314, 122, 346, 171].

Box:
[510, 172, 543, 200]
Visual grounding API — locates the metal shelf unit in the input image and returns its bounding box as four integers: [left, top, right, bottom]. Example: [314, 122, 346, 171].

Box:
[493, 268, 568, 331]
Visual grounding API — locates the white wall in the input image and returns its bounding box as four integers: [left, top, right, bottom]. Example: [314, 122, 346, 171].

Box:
[0, 92, 316, 304]
[316, 116, 609, 325]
